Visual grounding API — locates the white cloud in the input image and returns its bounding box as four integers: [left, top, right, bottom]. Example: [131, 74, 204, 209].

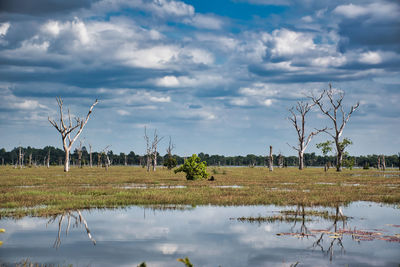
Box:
[262, 99, 274, 107]
[311, 55, 347, 67]
[12, 100, 47, 110]
[149, 95, 171, 103]
[117, 109, 130, 116]
[301, 16, 313, 23]
[186, 14, 224, 30]
[333, 4, 368, 19]
[239, 83, 278, 97]
[230, 97, 249, 106]
[156, 76, 180, 87]
[359, 51, 382, 65]
[266, 28, 316, 57]
[0, 22, 10, 36]
[333, 2, 400, 21]
[117, 45, 179, 69]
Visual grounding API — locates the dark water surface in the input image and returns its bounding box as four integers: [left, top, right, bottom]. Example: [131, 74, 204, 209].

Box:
[0, 202, 399, 266]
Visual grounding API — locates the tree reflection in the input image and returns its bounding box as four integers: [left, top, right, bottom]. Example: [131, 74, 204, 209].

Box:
[311, 205, 347, 261]
[47, 210, 96, 249]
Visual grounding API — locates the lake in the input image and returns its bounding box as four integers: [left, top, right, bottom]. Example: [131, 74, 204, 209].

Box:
[0, 202, 399, 266]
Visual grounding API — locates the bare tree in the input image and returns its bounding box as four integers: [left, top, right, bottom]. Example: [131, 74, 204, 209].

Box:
[288, 101, 326, 170]
[144, 127, 151, 172]
[144, 127, 163, 172]
[48, 210, 96, 249]
[309, 84, 359, 171]
[77, 140, 83, 168]
[89, 144, 93, 168]
[151, 130, 163, 171]
[18, 146, 24, 169]
[46, 148, 51, 168]
[99, 145, 111, 170]
[48, 97, 98, 172]
[166, 136, 175, 158]
[268, 145, 273, 171]
[382, 155, 386, 171]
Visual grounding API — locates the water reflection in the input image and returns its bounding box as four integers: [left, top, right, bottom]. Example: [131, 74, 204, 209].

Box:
[47, 210, 96, 248]
[0, 202, 399, 266]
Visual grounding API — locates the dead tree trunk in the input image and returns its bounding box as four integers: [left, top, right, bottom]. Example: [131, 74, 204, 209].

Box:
[309, 84, 359, 172]
[77, 140, 83, 168]
[124, 155, 127, 166]
[18, 147, 24, 169]
[46, 149, 50, 168]
[377, 156, 381, 170]
[89, 144, 93, 168]
[268, 146, 273, 172]
[151, 130, 163, 172]
[278, 153, 284, 168]
[97, 154, 101, 167]
[288, 101, 326, 170]
[48, 97, 98, 172]
[28, 153, 32, 167]
[382, 155, 386, 171]
[144, 127, 151, 172]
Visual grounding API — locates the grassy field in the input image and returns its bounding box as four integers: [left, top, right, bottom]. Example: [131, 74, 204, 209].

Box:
[0, 166, 399, 218]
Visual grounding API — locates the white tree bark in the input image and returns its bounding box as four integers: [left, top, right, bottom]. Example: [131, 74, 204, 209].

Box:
[48, 97, 98, 172]
[309, 84, 359, 172]
[288, 101, 326, 170]
[268, 146, 273, 171]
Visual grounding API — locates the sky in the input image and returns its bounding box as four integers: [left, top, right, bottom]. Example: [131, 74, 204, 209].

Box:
[0, 0, 399, 156]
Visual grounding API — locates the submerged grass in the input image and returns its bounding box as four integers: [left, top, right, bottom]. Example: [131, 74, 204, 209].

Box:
[0, 166, 399, 217]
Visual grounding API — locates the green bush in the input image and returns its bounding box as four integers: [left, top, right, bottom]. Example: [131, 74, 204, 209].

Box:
[164, 157, 177, 170]
[174, 154, 209, 180]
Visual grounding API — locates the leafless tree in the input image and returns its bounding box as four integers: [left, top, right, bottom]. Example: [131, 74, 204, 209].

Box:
[309, 84, 359, 171]
[99, 145, 111, 170]
[381, 155, 386, 171]
[89, 144, 93, 168]
[18, 146, 24, 169]
[166, 136, 175, 158]
[144, 127, 163, 172]
[268, 146, 273, 171]
[46, 148, 51, 168]
[48, 97, 98, 172]
[77, 140, 83, 168]
[144, 127, 151, 172]
[48, 210, 96, 249]
[278, 153, 284, 168]
[288, 101, 326, 170]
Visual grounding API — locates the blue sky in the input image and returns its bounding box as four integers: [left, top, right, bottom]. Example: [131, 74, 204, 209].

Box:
[0, 0, 399, 156]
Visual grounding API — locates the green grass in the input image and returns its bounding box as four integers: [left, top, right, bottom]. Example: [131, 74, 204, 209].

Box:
[0, 166, 399, 218]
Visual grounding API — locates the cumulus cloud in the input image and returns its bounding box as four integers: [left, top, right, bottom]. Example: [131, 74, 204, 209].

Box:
[185, 14, 224, 30]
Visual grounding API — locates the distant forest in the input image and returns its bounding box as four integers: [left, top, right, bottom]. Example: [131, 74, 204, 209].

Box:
[1, 146, 399, 169]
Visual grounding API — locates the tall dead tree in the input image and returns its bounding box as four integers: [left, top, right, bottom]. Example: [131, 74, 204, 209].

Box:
[99, 145, 111, 170]
[309, 84, 359, 172]
[89, 144, 93, 168]
[77, 140, 83, 168]
[151, 130, 163, 171]
[144, 127, 163, 172]
[18, 146, 24, 169]
[48, 97, 98, 172]
[166, 136, 175, 158]
[144, 127, 151, 172]
[288, 101, 326, 170]
[268, 145, 273, 171]
[381, 155, 386, 171]
[46, 148, 50, 168]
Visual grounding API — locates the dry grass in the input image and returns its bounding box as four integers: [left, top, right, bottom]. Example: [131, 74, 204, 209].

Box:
[0, 166, 399, 218]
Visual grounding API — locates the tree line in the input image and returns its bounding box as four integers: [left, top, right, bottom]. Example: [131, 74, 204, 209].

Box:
[1, 146, 399, 169]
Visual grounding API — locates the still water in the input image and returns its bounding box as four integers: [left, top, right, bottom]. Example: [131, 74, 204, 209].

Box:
[0, 202, 399, 266]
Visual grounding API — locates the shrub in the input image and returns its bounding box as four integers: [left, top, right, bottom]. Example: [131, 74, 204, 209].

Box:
[164, 157, 177, 170]
[174, 154, 209, 180]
